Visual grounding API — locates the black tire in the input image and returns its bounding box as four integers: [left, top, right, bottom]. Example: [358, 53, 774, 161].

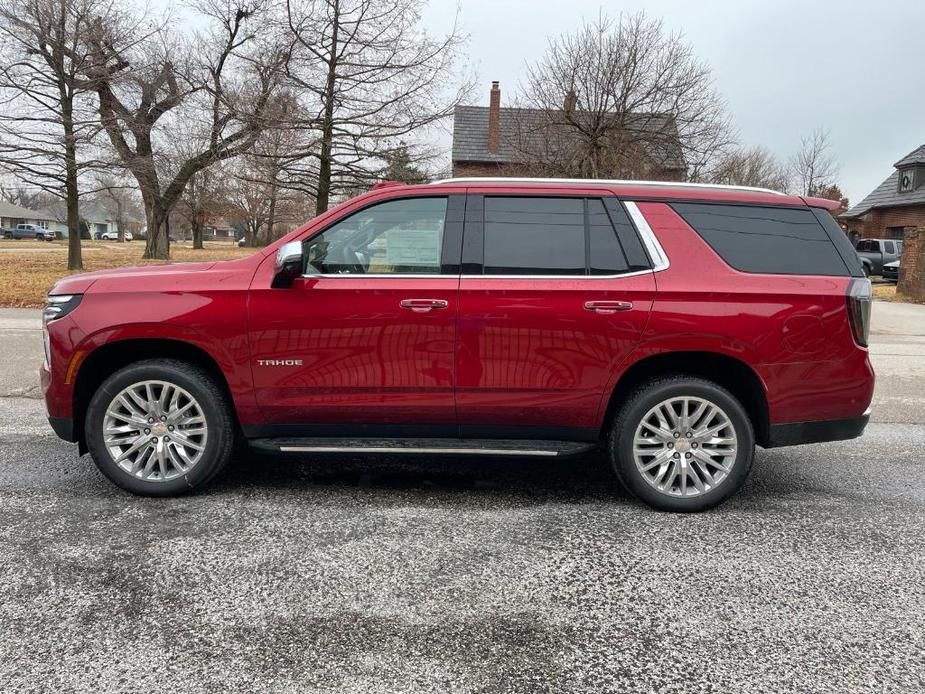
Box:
[85, 359, 236, 496]
[608, 375, 755, 512]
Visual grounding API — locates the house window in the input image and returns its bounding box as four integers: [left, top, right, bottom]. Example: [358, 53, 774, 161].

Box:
[886, 227, 905, 240]
[37, 221, 48, 229]
[899, 169, 915, 193]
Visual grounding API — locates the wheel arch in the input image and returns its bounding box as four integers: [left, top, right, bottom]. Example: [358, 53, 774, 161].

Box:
[602, 351, 771, 447]
[72, 338, 239, 453]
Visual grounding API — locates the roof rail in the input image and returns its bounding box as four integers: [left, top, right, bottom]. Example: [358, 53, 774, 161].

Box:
[429, 177, 788, 196]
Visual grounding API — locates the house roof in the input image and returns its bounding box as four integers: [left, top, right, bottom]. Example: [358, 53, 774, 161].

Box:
[451, 105, 686, 172]
[841, 142, 925, 218]
[894, 144, 925, 168]
[0, 200, 57, 222]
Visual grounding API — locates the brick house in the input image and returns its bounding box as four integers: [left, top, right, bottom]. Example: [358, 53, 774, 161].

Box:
[451, 81, 686, 179]
[840, 144, 925, 243]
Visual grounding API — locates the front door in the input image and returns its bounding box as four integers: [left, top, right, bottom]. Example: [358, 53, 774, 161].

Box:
[247, 194, 463, 435]
[455, 194, 656, 440]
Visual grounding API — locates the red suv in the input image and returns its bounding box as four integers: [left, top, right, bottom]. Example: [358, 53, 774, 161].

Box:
[41, 179, 874, 511]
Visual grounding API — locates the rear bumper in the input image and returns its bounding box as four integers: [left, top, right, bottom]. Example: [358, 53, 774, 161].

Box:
[764, 410, 870, 448]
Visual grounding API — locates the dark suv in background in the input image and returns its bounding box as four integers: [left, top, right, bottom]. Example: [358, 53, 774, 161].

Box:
[41, 178, 873, 511]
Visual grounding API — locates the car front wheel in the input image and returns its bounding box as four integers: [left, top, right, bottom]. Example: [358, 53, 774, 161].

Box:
[609, 376, 755, 512]
[85, 359, 235, 496]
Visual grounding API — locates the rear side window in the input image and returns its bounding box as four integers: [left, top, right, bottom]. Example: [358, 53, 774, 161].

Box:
[482, 196, 633, 275]
[587, 199, 630, 275]
[671, 203, 850, 276]
[483, 197, 585, 274]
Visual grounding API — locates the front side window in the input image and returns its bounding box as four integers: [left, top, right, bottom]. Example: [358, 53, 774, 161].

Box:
[305, 197, 447, 275]
[883, 241, 896, 254]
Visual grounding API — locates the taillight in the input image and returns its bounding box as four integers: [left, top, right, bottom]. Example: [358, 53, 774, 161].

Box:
[846, 278, 871, 347]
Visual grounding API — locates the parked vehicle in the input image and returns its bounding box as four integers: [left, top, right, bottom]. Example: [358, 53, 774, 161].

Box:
[237, 237, 246, 247]
[42, 178, 874, 511]
[100, 230, 133, 241]
[882, 260, 900, 282]
[5, 223, 55, 241]
[856, 238, 902, 276]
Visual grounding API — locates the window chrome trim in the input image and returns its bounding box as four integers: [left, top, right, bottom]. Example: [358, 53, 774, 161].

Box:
[623, 201, 670, 272]
[299, 199, 667, 280]
[302, 269, 655, 280]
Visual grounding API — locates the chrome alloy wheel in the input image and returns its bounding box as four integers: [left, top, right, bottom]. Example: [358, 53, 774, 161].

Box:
[632, 396, 738, 498]
[103, 380, 208, 481]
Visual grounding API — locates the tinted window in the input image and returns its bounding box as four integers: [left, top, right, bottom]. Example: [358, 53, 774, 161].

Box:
[305, 197, 447, 274]
[483, 197, 585, 275]
[672, 203, 849, 276]
[884, 241, 896, 254]
[603, 198, 651, 270]
[810, 208, 864, 277]
[588, 199, 630, 275]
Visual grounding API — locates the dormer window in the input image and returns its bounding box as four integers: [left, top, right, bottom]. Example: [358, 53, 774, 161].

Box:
[899, 169, 915, 192]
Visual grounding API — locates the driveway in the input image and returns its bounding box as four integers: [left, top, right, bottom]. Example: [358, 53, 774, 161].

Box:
[0, 302, 923, 693]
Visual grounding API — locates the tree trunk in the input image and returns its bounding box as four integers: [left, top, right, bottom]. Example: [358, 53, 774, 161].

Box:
[266, 185, 278, 244]
[61, 95, 82, 270]
[315, 1, 340, 215]
[143, 203, 170, 259]
[116, 197, 125, 243]
[192, 215, 204, 249]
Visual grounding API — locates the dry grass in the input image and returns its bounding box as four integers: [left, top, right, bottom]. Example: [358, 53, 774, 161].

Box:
[872, 283, 925, 304]
[0, 239, 260, 307]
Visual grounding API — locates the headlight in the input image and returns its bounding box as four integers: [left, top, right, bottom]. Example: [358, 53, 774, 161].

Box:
[43, 294, 82, 326]
[43, 294, 82, 365]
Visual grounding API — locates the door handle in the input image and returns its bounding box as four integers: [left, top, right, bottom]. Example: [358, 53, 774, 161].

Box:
[400, 298, 449, 313]
[584, 300, 633, 314]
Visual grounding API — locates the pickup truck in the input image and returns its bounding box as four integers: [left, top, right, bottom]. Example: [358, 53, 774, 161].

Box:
[3, 223, 55, 241]
[855, 238, 902, 276]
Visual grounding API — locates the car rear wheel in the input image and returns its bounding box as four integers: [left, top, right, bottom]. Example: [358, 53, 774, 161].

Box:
[85, 359, 235, 496]
[609, 376, 755, 512]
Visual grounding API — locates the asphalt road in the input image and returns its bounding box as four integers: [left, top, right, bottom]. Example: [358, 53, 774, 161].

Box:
[1, 302, 924, 693]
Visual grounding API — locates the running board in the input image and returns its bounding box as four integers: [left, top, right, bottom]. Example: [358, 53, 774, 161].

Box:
[248, 437, 597, 458]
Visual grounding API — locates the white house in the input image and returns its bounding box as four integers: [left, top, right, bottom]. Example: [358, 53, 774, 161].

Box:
[0, 201, 60, 232]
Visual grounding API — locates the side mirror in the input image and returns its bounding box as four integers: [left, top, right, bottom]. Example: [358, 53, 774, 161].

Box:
[271, 240, 304, 288]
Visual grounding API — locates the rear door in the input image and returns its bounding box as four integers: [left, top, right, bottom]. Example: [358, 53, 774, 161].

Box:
[247, 194, 464, 435]
[455, 192, 656, 440]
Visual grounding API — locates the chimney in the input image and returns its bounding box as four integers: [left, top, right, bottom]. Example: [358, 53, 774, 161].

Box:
[487, 81, 501, 153]
[564, 89, 577, 114]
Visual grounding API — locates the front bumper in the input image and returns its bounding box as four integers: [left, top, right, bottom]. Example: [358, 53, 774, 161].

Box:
[48, 416, 77, 442]
[764, 410, 870, 448]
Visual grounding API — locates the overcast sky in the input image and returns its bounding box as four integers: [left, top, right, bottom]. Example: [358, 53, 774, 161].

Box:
[422, 0, 925, 203]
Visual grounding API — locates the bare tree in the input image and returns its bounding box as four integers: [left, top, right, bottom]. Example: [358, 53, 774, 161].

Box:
[85, 0, 288, 259]
[513, 12, 732, 181]
[227, 157, 271, 246]
[284, 0, 470, 213]
[95, 173, 137, 241]
[790, 128, 838, 197]
[179, 165, 227, 249]
[708, 145, 790, 192]
[0, 0, 126, 269]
